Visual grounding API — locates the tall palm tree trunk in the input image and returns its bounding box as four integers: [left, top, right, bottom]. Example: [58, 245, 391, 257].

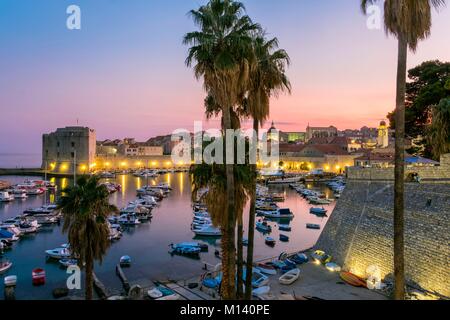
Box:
[85, 257, 94, 300]
[394, 34, 407, 300]
[221, 106, 236, 300]
[236, 215, 244, 299]
[244, 118, 259, 299]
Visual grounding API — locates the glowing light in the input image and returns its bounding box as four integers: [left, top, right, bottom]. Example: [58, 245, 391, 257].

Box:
[105, 162, 111, 167]
[81, 165, 87, 171]
[151, 161, 157, 166]
[61, 164, 68, 171]
[89, 163, 97, 169]
[165, 161, 172, 166]
[325, 165, 330, 171]
[120, 162, 127, 167]
[136, 161, 143, 166]
[336, 165, 341, 171]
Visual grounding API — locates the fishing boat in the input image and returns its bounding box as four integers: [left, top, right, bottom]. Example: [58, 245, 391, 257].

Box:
[256, 221, 272, 233]
[279, 234, 289, 242]
[0, 260, 13, 274]
[279, 268, 300, 285]
[4, 275, 17, 287]
[32, 268, 46, 286]
[119, 255, 131, 267]
[193, 226, 221, 237]
[255, 263, 277, 275]
[265, 237, 276, 246]
[169, 245, 201, 258]
[306, 223, 321, 230]
[278, 224, 292, 232]
[261, 208, 294, 219]
[0, 192, 14, 202]
[171, 242, 208, 252]
[45, 247, 71, 259]
[310, 207, 328, 215]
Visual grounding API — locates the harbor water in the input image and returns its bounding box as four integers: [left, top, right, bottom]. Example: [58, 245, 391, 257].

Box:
[0, 173, 335, 300]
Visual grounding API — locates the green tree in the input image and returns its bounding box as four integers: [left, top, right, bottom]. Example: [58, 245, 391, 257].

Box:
[428, 98, 450, 158]
[57, 176, 118, 300]
[387, 60, 450, 156]
[361, 0, 446, 300]
[184, 0, 260, 299]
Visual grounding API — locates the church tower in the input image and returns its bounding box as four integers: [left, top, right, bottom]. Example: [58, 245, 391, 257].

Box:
[377, 120, 389, 148]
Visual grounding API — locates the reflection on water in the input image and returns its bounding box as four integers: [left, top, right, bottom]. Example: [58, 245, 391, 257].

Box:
[0, 173, 335, 300]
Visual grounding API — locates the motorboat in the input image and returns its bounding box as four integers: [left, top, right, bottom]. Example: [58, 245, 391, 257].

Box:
[11, 190, 28, 199]
[4, 275, 17, 287]
[256, 221, 272, 233]
[1, 239, 14, 250]
[289, 253, 309, 265]
[311, 250, 332, 264]
[306, 223, 321, 230]
[310, 207, 327, 215]
[309, 197, 332, 205]
[0, 260, 13, 274]
[118, 214, 141, 226]
[193, 226, 221, 237]
[45, 247, 72, 259]
[0, 229, 19, 242]
[279, 268, 300, 285]
[59, 259, 78, 268]
[278, 224, 292, 232]
[265, 237, 276, 246]
[169, 244, 201, 257]
[171, 242, 208, 252]
[26, 188, 45, 196]
[0, 192, 14, 202]
[18, 221, 39, 234]
[0, 225, 22, 238]
[261, 208, 294, 219]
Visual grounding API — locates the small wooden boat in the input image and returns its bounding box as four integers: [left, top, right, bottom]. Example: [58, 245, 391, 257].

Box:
[119, 255, 131, 267]
[311, 250, 332, 264]
[306, 223, 321, 230]
[255, 263, 277, 275]
[279, 234, 289, 242]
[148, 285, 180, 300]
[265, 237, 276, 246]
[32, 268, 46, 286]
[4, 275, 17, 287]
[340, 271, 367, 288]
[279, 268, 300, 285]
[0, 260, 13, 274]
[252, 286, 270, 298]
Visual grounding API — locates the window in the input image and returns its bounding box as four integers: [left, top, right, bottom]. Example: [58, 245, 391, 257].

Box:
[57, 141, 60, 147]
[71, 152, 75, 158]
[71, 142, 75, 148]
[57, 152, 60, 158]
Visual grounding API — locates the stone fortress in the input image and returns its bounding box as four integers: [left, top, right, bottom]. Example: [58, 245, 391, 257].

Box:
[316, 154, 450, 298]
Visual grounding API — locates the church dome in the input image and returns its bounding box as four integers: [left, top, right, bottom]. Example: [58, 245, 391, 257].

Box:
[380, 120, 387, 126]
[268, 121, 277, 134]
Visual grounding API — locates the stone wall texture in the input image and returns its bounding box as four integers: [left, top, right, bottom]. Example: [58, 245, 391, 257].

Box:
[316, 181, 450, 298]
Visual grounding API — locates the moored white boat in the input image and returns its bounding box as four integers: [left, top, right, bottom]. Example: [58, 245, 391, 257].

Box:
[193, 226, 221, 237]
[279, 268, 300, 285]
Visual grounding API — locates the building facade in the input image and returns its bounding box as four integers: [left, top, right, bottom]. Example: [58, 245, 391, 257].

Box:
[306, 125, 338, 141]
[42, 127, 96, 174]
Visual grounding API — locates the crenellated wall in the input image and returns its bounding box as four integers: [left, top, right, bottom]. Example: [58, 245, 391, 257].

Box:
[316, 181, 450, 298]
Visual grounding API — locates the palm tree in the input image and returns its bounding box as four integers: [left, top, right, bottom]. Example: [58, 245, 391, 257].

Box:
[428, 98, 450, 159]
[243, 34, 291, 299]
[57, 176, 118, 300]
[361, 0, 446, 300]
[184, 0, 260, 299]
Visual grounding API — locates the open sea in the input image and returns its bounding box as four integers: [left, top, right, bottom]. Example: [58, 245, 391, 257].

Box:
[0, 173, 335, 300]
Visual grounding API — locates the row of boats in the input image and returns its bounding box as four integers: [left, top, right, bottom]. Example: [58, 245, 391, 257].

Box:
[0, 180, 56, 202]
[96, 168, 189, 179]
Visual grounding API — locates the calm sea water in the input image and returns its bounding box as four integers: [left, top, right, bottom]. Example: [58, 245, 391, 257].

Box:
[0, 153, 41, 168]
[0, 173, 335, 300]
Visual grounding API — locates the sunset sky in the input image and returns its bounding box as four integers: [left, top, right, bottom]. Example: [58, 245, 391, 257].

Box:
[1, 0, 450, 154]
